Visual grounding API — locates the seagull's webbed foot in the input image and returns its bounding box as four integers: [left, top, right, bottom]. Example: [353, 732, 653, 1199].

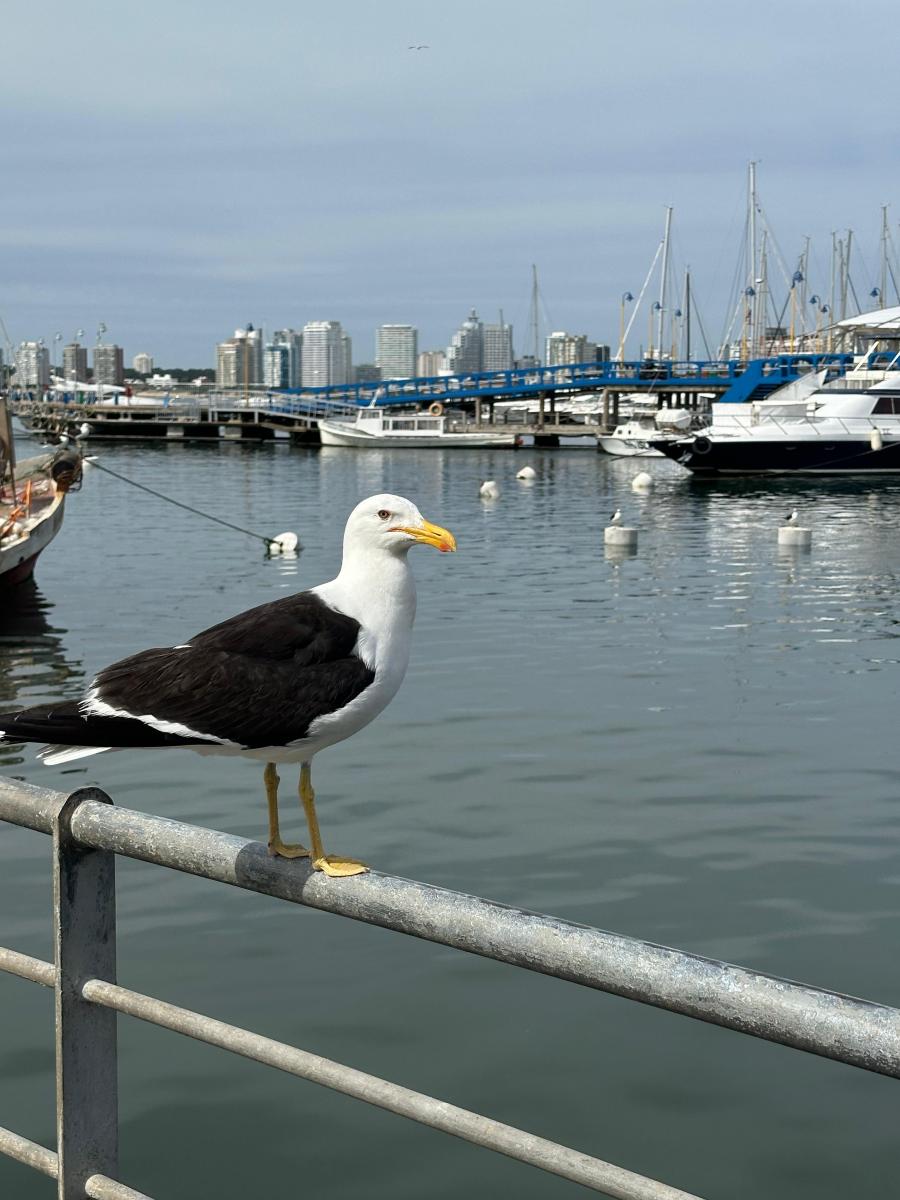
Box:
[300, 763, 369, 878]
[268, 838, 311, 860]
[312, 854, 368, 877]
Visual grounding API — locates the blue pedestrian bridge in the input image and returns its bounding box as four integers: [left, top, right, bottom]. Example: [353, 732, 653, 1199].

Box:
[271, 352, 854, 412]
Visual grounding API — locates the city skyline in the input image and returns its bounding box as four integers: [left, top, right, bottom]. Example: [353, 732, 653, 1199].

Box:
[4, 1, 899, 366]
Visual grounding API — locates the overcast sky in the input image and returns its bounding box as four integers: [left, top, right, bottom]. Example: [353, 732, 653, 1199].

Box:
[3, 0, 898, 366]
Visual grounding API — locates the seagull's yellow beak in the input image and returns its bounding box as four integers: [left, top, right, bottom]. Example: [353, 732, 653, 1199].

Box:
[393, 518, 457, 553]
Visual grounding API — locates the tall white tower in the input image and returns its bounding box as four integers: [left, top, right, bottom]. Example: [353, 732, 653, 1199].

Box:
[376, 324, 418, 379]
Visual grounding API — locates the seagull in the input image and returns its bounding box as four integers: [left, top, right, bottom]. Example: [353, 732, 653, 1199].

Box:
[408, 44, 429, 50]
[609, 509, 622, 525]
[785, 509, 798, 524]
[0, 495, 456, 877]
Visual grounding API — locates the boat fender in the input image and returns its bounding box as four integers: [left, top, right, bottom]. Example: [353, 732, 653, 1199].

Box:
[693, 435, 712, 455]
[428, 402, 444, 416]
[50, 448, 84, 493]
[870, 429, 883, 452]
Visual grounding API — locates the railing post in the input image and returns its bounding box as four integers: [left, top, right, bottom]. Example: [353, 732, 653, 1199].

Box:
[53, 787, 118, 1199]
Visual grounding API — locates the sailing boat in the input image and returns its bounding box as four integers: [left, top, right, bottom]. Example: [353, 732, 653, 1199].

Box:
[0, 398, 82, 589]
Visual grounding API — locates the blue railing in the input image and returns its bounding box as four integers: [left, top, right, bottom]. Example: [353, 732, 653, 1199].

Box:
[265, 353, 853, 410]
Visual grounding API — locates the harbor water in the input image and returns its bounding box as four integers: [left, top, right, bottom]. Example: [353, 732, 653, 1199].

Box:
[1, 435, 899, 1199]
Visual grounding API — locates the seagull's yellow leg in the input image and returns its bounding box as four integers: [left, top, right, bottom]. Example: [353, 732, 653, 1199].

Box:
[265, 762, 309, 859]
[299, 762, 368, 877]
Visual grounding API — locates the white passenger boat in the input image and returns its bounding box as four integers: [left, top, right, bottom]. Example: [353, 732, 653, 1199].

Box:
[317, 406, 519, 448]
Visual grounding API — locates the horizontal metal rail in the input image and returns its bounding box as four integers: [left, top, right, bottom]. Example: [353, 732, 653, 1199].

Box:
[0, 944, 697, 1197]
[3, 778, 900, 1078]
[87, 975, 696, 1200]
[0, 1126, 152, 1199]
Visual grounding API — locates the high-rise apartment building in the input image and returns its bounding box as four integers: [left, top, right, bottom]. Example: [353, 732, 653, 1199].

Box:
[93, 344, 124, 386]
[133, 353, 154, 375]
[446, 310, 483, 373]
[263, 330, 302, 388]
[376, 324, 418, 379]
[63, 343, 89, 382]
[14, 342, 50, 388]
[545, 331, 596, 366]
[417, 349, 447, 376]
[341, 332, 353, 385]
[216, 325, 264, 388]
[482, 320, 514, 370]
[301, 321, 349, 387]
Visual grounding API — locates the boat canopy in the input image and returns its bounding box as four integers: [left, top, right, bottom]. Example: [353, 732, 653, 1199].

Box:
[836, 306, 900, 336]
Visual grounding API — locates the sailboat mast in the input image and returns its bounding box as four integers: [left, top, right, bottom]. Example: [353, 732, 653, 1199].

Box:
[881, 205, 889, 306]
[684, 269, 691, 360]
[758, 232, 768, 352]
[829, 232, 837, 351]
[748, 161, 758, 356]
[657, 205, 672, 358]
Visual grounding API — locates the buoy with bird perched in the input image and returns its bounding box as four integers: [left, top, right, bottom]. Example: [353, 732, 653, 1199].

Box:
[604, 508, 638, 547]
[516, 465, 537, 481]
[479, 480, 500, 499]
[777, 508, 812, 547]
[0, 494, 457, 877]
[631, 471, 654, 492]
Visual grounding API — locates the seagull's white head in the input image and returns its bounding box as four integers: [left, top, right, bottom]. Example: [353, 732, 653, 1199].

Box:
[343, 494, 456, 559]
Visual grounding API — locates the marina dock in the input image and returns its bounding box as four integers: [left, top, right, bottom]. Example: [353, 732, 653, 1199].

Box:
[10, 353, 851, 448]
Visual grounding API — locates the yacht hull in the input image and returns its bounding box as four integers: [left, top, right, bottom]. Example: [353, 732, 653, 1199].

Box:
[656, 436, 900, 475]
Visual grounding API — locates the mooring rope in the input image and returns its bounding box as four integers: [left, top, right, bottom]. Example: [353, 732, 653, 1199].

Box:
[86, 459, 300, 551]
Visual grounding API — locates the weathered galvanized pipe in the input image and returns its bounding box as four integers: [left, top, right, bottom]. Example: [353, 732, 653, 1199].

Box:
[0, 1125, 58, 1179]
[0, 1127, 151, 1200]
[0, 945, 56, 987]
[2, 777, 900, 1077]
[82, 977, 700, 1200]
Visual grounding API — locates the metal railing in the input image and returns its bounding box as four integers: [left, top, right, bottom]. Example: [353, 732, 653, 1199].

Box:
[1, 776, 898, 1199]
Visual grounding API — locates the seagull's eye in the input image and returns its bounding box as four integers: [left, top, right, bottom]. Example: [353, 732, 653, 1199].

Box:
[378, 509, 391, 520]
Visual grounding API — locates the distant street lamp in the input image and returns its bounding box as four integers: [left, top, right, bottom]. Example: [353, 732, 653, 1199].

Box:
[649, 301, 662, 361]
[809, 295, 821, 351]
[742, 286, 755, 359]
[617, 291, 634, 363]
[672, 308, 683, 362]
[790, 271, 804, 351]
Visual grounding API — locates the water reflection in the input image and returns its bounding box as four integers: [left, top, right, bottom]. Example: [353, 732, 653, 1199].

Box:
[0, 582, 83, 769]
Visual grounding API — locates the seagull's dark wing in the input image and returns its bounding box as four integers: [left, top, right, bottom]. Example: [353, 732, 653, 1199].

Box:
[0, 593, 376, 751]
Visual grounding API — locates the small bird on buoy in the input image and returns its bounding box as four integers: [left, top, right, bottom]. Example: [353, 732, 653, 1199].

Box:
[516, 465, 537, 481]
[604, 509, 637, 548]
[479, 481, 500, 500]
[631, 472, 654, 493]
[778, 510, 811, 548]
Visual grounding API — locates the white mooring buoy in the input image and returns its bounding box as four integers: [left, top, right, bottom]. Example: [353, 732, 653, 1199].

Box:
[778, 512, 811, 548]
[516, 465, 537, 481]
[270, 532, 300, 556]
[631, 471, 654, 493]
[479, 480, 500, 500]
[604, 510, 637, 547]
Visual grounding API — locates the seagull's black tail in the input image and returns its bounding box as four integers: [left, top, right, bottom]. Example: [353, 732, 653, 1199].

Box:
[0, 702, 206, 749]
